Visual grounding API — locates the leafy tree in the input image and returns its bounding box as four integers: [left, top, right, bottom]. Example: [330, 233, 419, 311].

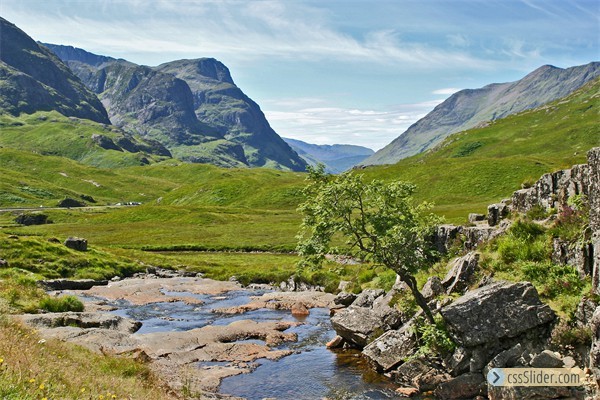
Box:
[296, 165, 442, 324]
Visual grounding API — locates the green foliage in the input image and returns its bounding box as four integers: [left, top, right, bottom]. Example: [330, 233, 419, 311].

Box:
[549, 196, 590, 243]
[39, 295, 84, 313]
[496, 220, 548, 264]
[297, 164, 442, 322]
[525, 205, 552, 220]
[411, 315, 456, 359]
[521, 261, 584, 298]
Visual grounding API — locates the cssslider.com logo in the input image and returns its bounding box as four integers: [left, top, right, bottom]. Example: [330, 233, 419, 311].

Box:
[487, 367, 586, 387]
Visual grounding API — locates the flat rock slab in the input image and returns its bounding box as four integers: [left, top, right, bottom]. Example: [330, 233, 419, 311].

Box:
[440, 281, 556, 347]
[82, 276, 242, 305]
[215, 290, 335, 314]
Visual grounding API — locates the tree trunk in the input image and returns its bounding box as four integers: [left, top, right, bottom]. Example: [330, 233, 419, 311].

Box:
[401, 273, 435, 324]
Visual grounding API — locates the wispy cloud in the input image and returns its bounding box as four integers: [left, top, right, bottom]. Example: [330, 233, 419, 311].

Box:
[262, 98, 443, 150]
[432, 88, 461, 95]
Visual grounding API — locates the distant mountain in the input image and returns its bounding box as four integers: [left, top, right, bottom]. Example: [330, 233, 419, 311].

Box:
[0, 18, 110, 124]
[283, 138, 374, 173]
[45, 44, 307, 171]
[363, 62, 600, 166]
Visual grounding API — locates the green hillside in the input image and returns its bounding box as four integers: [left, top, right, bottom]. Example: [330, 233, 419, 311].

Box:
[363, 77, 600, 221]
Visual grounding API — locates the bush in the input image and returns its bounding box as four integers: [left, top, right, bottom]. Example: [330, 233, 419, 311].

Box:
[521, 261, 584, 298]
[39, 295, 84, 313]
[410, 315, 456, 359]
[497, 220, 548, 264]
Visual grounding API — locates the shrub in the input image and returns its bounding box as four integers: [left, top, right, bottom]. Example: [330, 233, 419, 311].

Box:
[39, 295, 84, 313]
[521, 261, 584, 298]
[497, 220, 548, 264]
[410, 315, 456, 359]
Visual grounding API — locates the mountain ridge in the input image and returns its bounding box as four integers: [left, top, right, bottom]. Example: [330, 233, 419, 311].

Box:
[363, 61, 600, 166]
[43, 43, 307, 171]
[283, 137, 374, 173]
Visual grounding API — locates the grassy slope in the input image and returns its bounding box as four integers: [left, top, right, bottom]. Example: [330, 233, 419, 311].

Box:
[363, 77, 600, 222]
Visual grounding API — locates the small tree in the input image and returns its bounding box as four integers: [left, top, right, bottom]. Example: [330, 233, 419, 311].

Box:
[296, 165, 441, 324]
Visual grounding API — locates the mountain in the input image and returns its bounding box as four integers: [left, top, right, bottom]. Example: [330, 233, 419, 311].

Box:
[0, 18, 110, 124]
[283, 137, 374, 173]
[363, 62, 600, 166]
[45, 44, 307, 171]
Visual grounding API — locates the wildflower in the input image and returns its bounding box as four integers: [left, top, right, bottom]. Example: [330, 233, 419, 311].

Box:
[81, 388, 86, 393]
[29, 378, 35, 383]
[0, 358, 4, 363]
[99, 395, 105, 399]
[39, 383, 45, 390]
[38, 339, 46, 344]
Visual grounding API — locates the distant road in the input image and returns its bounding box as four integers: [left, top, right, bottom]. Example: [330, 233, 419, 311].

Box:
[0, 205, 133, 213]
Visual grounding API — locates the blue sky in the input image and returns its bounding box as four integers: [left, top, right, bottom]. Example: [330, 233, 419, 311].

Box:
[1, 0, 598, 150]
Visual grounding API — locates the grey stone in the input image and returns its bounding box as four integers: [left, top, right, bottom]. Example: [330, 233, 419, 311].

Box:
[588, 148, 600, 295]
[15, 213, 49, 226]
[462, 225, 505, 251]
[441, 252, 480, 294]
[440, 281, 556, 348]
[552, 238, 593, 279]
[352, 289, 385, 308]
[19, 312, 141, 333]
[488, 385, 575, 400]
[447, 347, 471, 377]
[362, 322, 417, 371]
[487, 203, 508, 226]
[421, 276, 445, 300]
[333, 292, 357, 307]
[39, 279, 108, 291]
[433, 224, 462, 254]
[530, 350, 563, 368]
[390, 358, 431, 386]
[435, 373, 484, 400]
[0, 259, 8, 267]
[590, 306, 600, 374]
[468, 213, 485, 223]
[485, 343, 529, 371]
[64, 236, 87, 251]
[574, 297, 598, 328]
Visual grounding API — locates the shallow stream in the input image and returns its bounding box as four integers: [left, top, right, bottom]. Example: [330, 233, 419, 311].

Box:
[106, 287, 399, 399]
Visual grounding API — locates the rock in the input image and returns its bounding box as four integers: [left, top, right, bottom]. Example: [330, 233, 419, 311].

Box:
[574, 297, 598, 328]
[447, 347, 471, 377]
[441, 252, 479, 294]
[440, 281, 556, 348]
[588, 148, 600, 295]
[337, 280, 352, 292]
[485, 343, 530, 371]
[468, 213, 485, 224]
[15, 213, 49, 226]
[435, 373, 484, 400]
[0, 259, 8, 268]
[64, 237, 88, 251]
[326, 335, 345, 349]
[433, 224, 461, 254]
[19, 312, 141, 333]
[333, 292, 357, 307]
[421, 276, 444, 300]
[551, 237, 593, 278]
[47, 237, 61, 243]
[462, 225, 506, 251]
[352, 289, 385, 308]
[530, 350, 563, 368]
[57, 197, 86, 208]
[91, 134, 121, 151]
[395, 387, 419, 397]
[390, 358, 432, 386]
[331, 304, 401, 348]
[39, 279, 108, 290]
[363, 322, 417, 371]
[487, 203, 508, 226]
[291, 301, 310, 316]
[488, 386, 574, 400]
[590, 306, 600, 376]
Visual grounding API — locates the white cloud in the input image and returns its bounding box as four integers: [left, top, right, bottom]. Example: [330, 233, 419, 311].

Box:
[432, 88, 461, 95]
[263, 98, 443, 150]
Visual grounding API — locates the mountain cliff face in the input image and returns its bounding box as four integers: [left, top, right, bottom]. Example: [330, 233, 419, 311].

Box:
[0, 18, 110, 124]
[283, 137, 374, 173]
[363, 62, 600, 166]
[45, 44, 307, 171]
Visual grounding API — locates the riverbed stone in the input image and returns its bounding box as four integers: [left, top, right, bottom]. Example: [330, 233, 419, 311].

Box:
[291, 301, 310, 316]
[440, 281, 556, 348]
[18, 312, 141, 333]
[333, 292, 357, 307]
[435, 372, 485, 400]
[331, 306, 394, 348]
[362, 322, 417, 371]
[39, 278, 108, 291]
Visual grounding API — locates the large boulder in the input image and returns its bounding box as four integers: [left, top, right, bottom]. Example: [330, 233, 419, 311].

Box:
[15, 213, 50, 226]
[331, 288, 402, 348]
[440, 281, 556, 348]
[441, 252, 480, 294]
[421, 276, 445, 300]
[39, 279, 108, 291]
[57, 197, 86, 208]
[64, 237, 88, 251]
[551, 237, 593, 279]
[435, 372, 485, 400]
[19, 312, 141, 333]
[362, 321, 417, 371]
[487, 203, 508, 226]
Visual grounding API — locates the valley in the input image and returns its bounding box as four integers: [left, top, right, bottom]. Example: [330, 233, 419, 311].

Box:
[0, 10, 599, 400]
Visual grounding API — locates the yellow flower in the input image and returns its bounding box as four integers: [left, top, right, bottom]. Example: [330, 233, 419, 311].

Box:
[0, 358, 4, 363]
[29, 378, 35, 383]
[99, 395, 105, 400]
[42, 398, 47, 400]
[81, 388, 86, 393]
[111, 396, 116, 399]
[39, 383, 45, 390]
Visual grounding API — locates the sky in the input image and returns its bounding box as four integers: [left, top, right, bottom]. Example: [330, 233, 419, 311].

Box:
[1, 0, 598, 150]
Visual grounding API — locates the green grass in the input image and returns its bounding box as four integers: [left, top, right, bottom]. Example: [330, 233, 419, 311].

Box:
[362, 77, 600, 222]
